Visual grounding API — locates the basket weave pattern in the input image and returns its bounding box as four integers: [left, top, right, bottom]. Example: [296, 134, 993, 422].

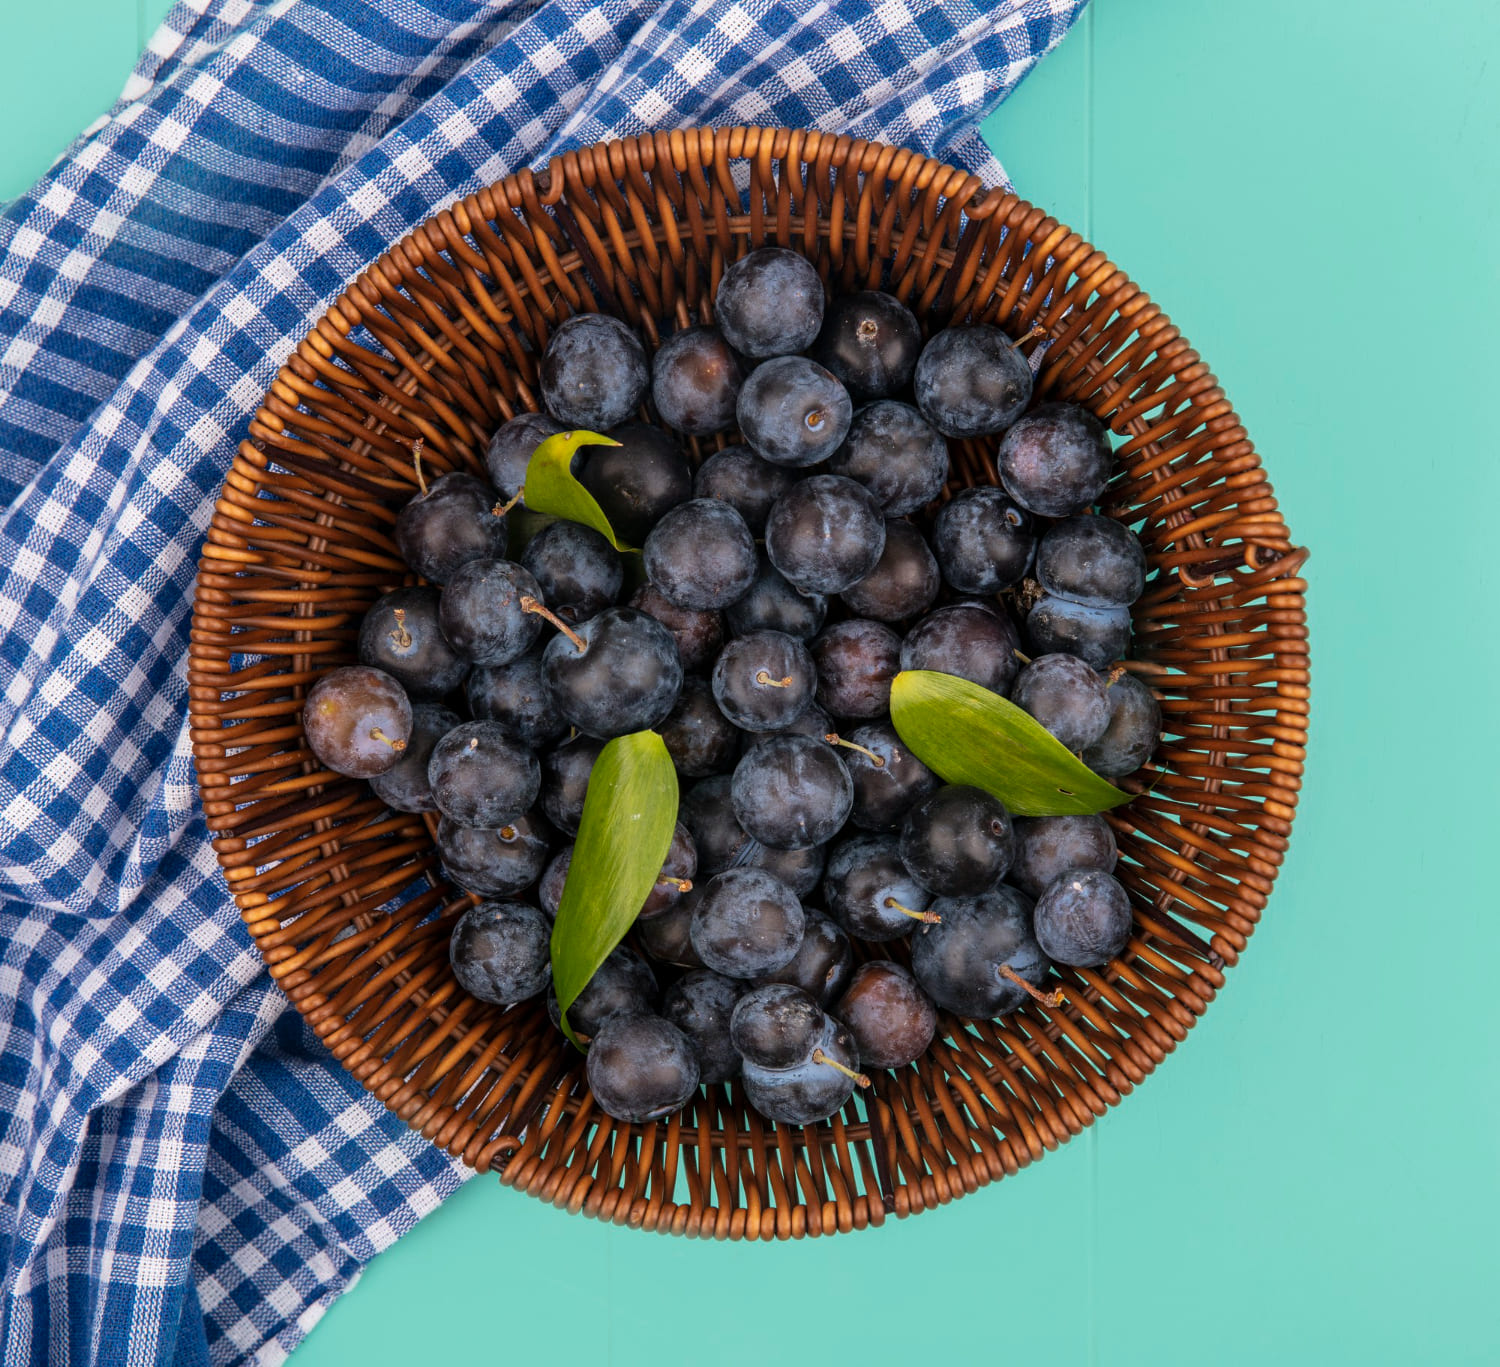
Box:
[187, 127, 1308, 1239]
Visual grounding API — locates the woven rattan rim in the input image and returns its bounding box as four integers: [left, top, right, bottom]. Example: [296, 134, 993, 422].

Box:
[187, 126, 1308, 1240]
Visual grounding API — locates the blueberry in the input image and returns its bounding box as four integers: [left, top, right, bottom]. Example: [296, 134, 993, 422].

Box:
[1025, 595, 1132, 670]
[737, 356, 853, 468]
[910, 885, 1050, 1017]
[466, 648, 567, 749]
[437, 558, 544, 667]
[900, 602, 1022, 697]
[661, 970, 746, 1085]
[811, 291, 922, 400]
[580, 422, 693, 547]
[711, 629, 816, 732]
[449, 900, 552, 1006]
[1033, 869, 1133, 967]
[369, 703, 461, 813]
[997, 402, 1112, 517]
[651, 325, 744, 435]
[729, 983, 825, 1069]
[628, 584, 724, 672]
[931, 487, 1036, 593]
[752, 907, 852, 1007]
[541, 606, 683, 738]
[766, 475, 886, 596]
[679, 775, 755, 877]
[1083, 671, 1162, 777]
[585, 1012, 700, 1124]
[823, 834, 934, 941]
[741, 1015, 864, 1125]
[731, 735, 852, 851]
[427, 720, 540, 828]
[303, 665, 412, 779]
[1011, 653, 1111, 751]
[839, 519, 940, 622]
[520, 520, 623, 621]
[437, 811, 550, 898]
[837, 721, 940, 832]
[835, 962, 937, 1070]
[690, 869, 806, 978]
[827, 401, 948, 515]
[810, 619, 901, 720]
[659, 676, 741, 777]
[358, 587, 467, 701]
[899, 785, 1013, 897]
[643, 498, 757, 610]
[1036, 514, 1146, 607]
[724, 557, 828, 640]
[1010, 815, 1119, 900]
[714, 247, 824, 358]
[540, 313, 648, 430]
[486, 410, 564, 498]
[549, 945, 658, 1043]
[914, 326, 1032, 439]
[395, 472, 509, 586]
[692, 445, 795, 535]
[635, 887, 706, 969]
[539, 734, 603, 835]
[739, 839, 827, 898]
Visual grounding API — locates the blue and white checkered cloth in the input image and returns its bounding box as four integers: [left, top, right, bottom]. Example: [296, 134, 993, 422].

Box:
[0, 2, 1085, 1361]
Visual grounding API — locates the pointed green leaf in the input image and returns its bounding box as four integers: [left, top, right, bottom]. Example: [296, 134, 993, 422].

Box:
[550, 730, 678, 1046]
[889, 670, 1131, 817]
[521, 429, 633, 550]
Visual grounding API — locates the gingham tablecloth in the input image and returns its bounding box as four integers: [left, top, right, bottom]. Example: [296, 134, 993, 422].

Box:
[0, 2, 1086, 1361]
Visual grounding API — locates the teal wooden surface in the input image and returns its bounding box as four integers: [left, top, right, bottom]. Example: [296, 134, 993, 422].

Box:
[2, 2, 1497, 1362]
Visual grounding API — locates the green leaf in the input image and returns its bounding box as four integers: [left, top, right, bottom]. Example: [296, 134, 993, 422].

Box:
[550, 730, 678, 1047]
[521, 429, 632, 550]
[889, 670, 1131, 817]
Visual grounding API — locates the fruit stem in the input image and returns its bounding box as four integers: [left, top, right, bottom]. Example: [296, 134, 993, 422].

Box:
[883, 896, 940, 925]
[825, 733, 885, 767]
[520, 595, 586, 652]
[411, 437, 427, 495]
[1000, 964, 1064, 1007]
[498, 825, 517, 840]
[1106, 663, 1128, 687]
[812, 1049, 871, 1088]
[1013, 648, 1032, 666]
[493, 488, 524, 516]
[755, 670, 794, 688]
[389, 607, 412, 650]
[369, 727, 407, 753]
[657, 876, 693, 893]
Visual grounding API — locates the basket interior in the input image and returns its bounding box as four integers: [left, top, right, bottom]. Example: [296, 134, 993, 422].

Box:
[187, 127, 1307, 1239]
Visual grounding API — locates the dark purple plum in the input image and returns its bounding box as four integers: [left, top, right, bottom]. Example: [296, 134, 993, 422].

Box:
[840, 519, 940, 622]
[540, 313, 648, 430]
[427, 720, 540, 828]
[449, 900, 552, 1006]
[369, 703, 460, 814]
[931, 487, 1036, 592]
[1025, 595, 1132, 670]
[1012, 653, 1111, 752]
[741, 1015, 865, 1125]
[837, 721, 940, 832]
[711, 630, 816, 732]
[642, 498, 757, 611]
[823, 834, 934, 941]
[729, 983, 824, 1070]
[661, 970, 745, 1085]
[639, 822, 698, 919]
[731, 735, 852, 851]
[1083, 671, 1162, 777]
[724, 557, 827, 640]
[692, 445, 795, 535]
[997, 402, 1112, 517]
[739, 840, 827, 898]
[634, 887, 705, 969]
[765, 474, 886, 596]
[914, 325, 1031, 439]
[539, 735, 602, 836]
[466, 648, 566, 749]
[395, 472, 509, 586]
[304, 665, 412, 779]
[659, 676, 741, 777]
[714, 247, 824, 358]
[437, 811, 550, 898]
[811, 291, 921, 400]
[651, 325, 744, 435]
[541, 606, 683, 738]
[1010, 815, 1119, 900]
[519, 520, 623, 622]
[549, 945, 658, 1043]
[628, 584, 723, 673]
[835, 962, 937, 1069]
[900, 603, 1022, 696]
[486, 410, 564, 498]
[1033, 869, 1133, 967]
[690, 869, 805, 978]
[358, 587, 467, 701]
[585, 1012, 700, 1124]
[810, 619, 901, 720]
[580, 422, 693, 547]
[910, 885, 1051, 1018]
[437, 558, 544, 667]
[679, 775, 754, 877]
[538, 845, 570, 918]
[737, 356, 853, 468]
[899, 785, 1013, 897]
[1036, 514, 1147, 607]
[827, 400, 947, 515]
[752, 907, 852, 1007]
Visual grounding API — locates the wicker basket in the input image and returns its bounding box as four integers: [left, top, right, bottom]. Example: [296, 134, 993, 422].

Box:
[187, 126, 1308, 1239]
